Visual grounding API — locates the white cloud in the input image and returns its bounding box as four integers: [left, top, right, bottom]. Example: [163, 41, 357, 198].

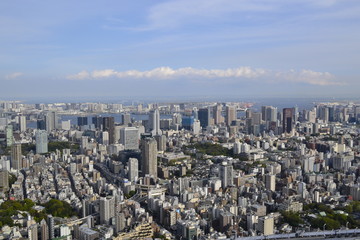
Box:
[66, 66, 342, 86]
[5, 72, 23, 80]
[66, 70, 89, 80]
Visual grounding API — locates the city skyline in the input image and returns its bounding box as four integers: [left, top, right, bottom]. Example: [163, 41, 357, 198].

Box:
[1, 0, 359, 99]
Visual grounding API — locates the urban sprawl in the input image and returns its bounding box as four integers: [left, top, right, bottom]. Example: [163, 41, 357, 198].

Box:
[0, 100, 360, 240]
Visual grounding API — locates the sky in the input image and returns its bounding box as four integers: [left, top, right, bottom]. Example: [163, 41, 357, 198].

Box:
[0, 0, 359, 101]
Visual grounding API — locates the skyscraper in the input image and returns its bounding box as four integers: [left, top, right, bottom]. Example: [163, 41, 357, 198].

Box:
[77, 116, 88, 126]
[149, 109, 162, 136]
[141, 137, 158, 177]
[198, 108, 210, 129]
[100, 196, 115, 225]
[0, 170, 9, 191]
[102, 117, 115, 144]
[36, 130, 48, 154]
[40, 219, 49, 240]
[18, 115, 27, 132]
[155, 135, 167, 152]
[128, 158, 138, 182]
[45, 111, 58, 132]
[213, 104, 223, 125]
[225, 105, 236, 126]
[120, 127, 139, 150]
[283, 108, 294, 134]
[122, 113, 131, 126]
[219, 162, 233, 189]
[11, 144, 22, 170]
[5, 125, 13, 147]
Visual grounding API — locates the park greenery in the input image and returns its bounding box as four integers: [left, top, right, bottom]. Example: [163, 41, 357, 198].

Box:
[185, 142, 248, 161]
[0, 198, 77, 227]
[304, 202, 360, 230]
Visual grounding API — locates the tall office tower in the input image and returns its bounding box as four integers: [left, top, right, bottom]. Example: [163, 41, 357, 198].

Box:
[45, 111, 58, 132]
[219, 162, 233, 189]
[92, 116, 102, 129]
[198, 108, 210, 129]
[11, 144, 22, 170]
[102, 117, 115, 144]
[149, 109, 162, 136]
[18, 116, 27, 132]
[307, 108, 316, 123]
[193, 120, 201, 135]
[77, 116, 88, 126]
[293, 106, 299, 122]
[47, 215, 55, 239]
[155, 134, 167, 152]
[28, 224, 38, 240]
[246, 109, 252, 119]
[225, 105, 236, 126]
[40, 219, 49, 240]
[265, 106, 277, 122]
[141, 137, 158, 177]
[252, 112, 262, 125]
[261, 106, 268, 121]
[265, 174, 276, 191]
[100, 196, 115, 225]
[36, 130, 48, 154]
[213, 104, 223, 125]
[122, 113, 131, 125]
[329, 106, 335, 122]
[120, 127, 139, 150]
[5, 125, 13, 147]
[283, 108, 294, 134]
[0, 170, 9, 191]
[128, 158, 138, 182]
[37, 119, 46, 130]
[101, 131, 109, 145]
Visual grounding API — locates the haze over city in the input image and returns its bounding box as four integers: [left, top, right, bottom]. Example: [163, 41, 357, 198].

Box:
[1, 0, 360, 100]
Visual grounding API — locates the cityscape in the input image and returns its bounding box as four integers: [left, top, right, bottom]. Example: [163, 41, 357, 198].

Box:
[0, 100, 360, 239]
[1, 0, 360, 239]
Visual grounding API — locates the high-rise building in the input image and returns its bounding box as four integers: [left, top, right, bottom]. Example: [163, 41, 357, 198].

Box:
[265, 174, 276, 191]
[92, 116, 102, 129]
[225, 105, 236, 126]
[36, 130, 48, 154]
[283, 108, 294, 134]
[120, 127, 139, 150]
[100, 196, 115, 225]
[28, 224, 38, 240]
[101, 131, 109, 145]
[77, 116, 88, 126]
[11, 144, 22, 170]
[149, 109, 162, 136]
[0, 170, 9, 191]
[18, 116, 27, 132]
[128, 158, 138, 182]
[47, 215, 55, 239]
[122, 113, 131, 125]
[198, 108, 210, 129]
[40, 219, 49, 240]
[213, 104, 223, 125]
[45, 111, 58, 132]
[257, 216, 274, 235]
[141, 137, 158, 177]
[5, 125, 13, 147]
[219, 162, 233, 189]
[155, 135, 167, 152]
[102, 117, 115, 144]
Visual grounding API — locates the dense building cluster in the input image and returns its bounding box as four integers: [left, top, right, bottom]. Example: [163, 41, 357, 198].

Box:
[0, 100, 360, 239]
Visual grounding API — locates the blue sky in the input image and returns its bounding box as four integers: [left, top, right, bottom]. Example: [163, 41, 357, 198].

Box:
[1, 0, 359, 101]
